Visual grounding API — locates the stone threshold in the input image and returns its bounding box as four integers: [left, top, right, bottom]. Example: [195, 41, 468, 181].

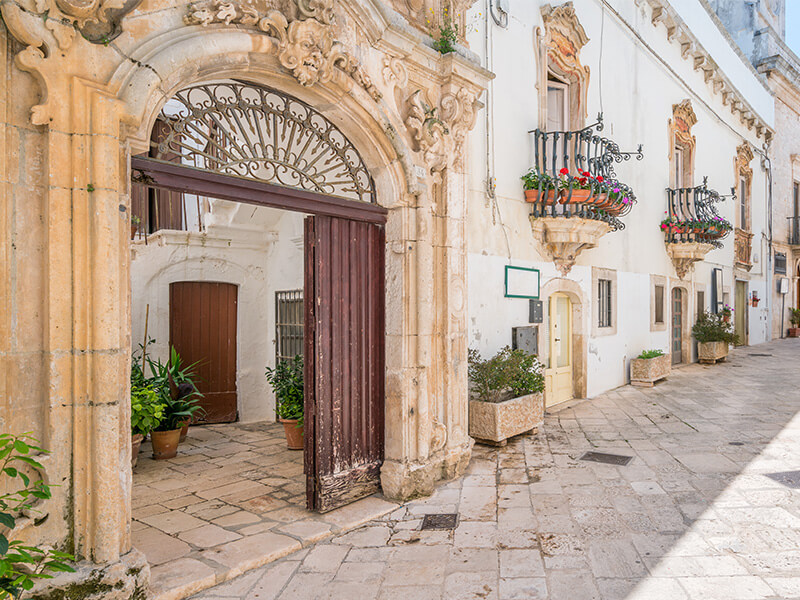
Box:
[149, 496, 399, 600]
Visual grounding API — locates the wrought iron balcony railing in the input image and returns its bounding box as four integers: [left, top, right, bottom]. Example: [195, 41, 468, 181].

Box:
[525, 114, 643, 231]
[662, 178, 733, 248]
[788, 216, 800, 246]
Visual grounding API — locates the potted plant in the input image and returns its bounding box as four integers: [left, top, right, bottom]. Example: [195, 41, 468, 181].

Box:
[693, 311, 738, 364]
[265, 355, 304, 450]
[131, 215, 141, 240]
[720, 304, 733, 323]
[788, 308, 800, 337]
[131, 383, 163, 467]
[630, 349, 670, 387]
[468, 346, 544, 446]
[521, 168, 558, 203]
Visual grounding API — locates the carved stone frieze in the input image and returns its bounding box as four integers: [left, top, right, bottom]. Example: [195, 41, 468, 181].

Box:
[184, 0, 381, 100]
[666, 241, 714, 279]
[529, 216, 612, 276]
[736, 142, 754, 178]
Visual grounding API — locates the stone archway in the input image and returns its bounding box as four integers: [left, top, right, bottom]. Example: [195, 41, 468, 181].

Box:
[539, 277, 588, 403]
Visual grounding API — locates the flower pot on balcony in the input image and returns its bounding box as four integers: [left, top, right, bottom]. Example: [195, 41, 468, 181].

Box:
[560, 189, 593, 205]
[469, 392, 543, 446]
[698, 341, 729, 364]
[630, 354, 671, 387]
[788, 328, 800, 338]
[525, 189, 561, 204]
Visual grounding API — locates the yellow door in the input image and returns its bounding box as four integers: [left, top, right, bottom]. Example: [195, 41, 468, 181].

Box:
[545, 293, 574, 407]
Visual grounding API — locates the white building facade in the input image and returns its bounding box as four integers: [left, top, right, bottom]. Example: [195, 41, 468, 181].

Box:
[465, 0, 776, 405]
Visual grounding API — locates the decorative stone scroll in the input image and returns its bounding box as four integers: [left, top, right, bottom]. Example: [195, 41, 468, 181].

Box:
[184, 0, 382, 101]
[671, 99, 698, 148]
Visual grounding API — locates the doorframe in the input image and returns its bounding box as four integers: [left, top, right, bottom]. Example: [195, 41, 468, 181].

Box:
[734, 278, 749, 346]
[131, 157, 387, 224]
[669, 281, 691, 365]
[539, 278, 587, 403]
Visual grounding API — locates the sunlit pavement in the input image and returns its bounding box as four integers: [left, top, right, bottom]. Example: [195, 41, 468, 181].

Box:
[190, 339, 800, 600]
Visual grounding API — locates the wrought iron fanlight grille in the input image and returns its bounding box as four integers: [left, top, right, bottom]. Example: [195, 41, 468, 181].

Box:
[663, 178, 734, 248]
[525, 115, 644, 231]
[150, 81, 376, 204]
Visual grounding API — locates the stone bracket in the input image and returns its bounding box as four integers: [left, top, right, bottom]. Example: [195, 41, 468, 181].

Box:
[530, 217, 612, 276]
[666, 241, 715, 279]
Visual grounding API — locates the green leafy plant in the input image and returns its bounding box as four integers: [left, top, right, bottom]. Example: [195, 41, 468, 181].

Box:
[788, 307, 800, 327]
[637, 349, 664, 360]
[692, 311, 739, 345]
[0, 434, 74, 599]
[131, 384, 164, 437]
[428, 7, 458, 54]
[468, 346, 544, 403]
[520, 168, 555, 191]
[265, 355, 304, 426]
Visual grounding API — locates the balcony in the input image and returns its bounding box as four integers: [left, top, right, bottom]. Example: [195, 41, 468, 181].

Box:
[525, 115, 643, 275]
[789, 216, 800, 246]
[662, 178, 733, 279]
[734, 228, 753, 271]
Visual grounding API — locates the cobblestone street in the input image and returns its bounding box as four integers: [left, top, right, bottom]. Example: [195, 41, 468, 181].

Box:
[189, 340, 800, 600]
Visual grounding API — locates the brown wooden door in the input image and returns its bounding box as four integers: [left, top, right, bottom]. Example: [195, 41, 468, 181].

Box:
[672, 288, 682, 365]
[304, 215, 385, 512]
[170, 281, 238, 423]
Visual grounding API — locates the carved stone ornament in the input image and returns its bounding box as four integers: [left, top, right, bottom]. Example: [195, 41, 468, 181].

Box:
[541, 2, 590, 119]
[666, 241, 714, 279]
[184, 0, 381, 101]
[1, 0, 144, 47]
[671, 99, 698, 146]
[403, 87, 479, 177]
[735, 142, 754, 179]
[530, 216, 612, 276]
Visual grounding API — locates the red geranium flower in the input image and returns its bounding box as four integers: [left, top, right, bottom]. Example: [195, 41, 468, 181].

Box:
[559, 168, 569, 175]
[596, 176, 604, 182]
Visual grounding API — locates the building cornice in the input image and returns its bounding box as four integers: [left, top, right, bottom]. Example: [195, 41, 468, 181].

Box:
[635, 0, 774, 140]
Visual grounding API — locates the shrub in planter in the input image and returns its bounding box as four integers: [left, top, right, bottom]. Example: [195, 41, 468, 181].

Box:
[266, 355, 304, 450]
[788, 308, 800, 338]
[130, 381, 163, 467]
[630, 349, 670, 387]
[693, 311, 738, 364]
[0, 433, 75, 598]
[468, 347, 544, 445]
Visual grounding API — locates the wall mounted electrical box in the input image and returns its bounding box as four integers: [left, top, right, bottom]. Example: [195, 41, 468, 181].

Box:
[512, 326, 538, 355]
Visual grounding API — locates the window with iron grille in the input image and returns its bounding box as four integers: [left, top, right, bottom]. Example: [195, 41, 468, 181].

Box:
[598, 279, 612, 328]
[654, 285, 665, 324]
[775, 252, 787, 275]
[275, 290, 304, 363]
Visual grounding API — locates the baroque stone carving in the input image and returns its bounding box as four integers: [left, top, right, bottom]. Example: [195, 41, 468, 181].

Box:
[735, 142, 754, 178]
[672, 99, 698, 145]
[184, 0, 381, 100]
[666, 241, 714, 279]
[530, 216, 612, 276]
[404, 87, 479, 176]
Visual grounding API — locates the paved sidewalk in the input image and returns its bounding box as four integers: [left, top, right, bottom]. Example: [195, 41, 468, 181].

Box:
[189, 339, 800, 600]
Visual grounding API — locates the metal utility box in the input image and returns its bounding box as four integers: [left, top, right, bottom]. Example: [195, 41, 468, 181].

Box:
[529, 299, 543, 323]
[512, 326, 538, 355]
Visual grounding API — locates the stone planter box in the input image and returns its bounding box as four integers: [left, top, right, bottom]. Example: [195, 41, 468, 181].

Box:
[469, 392, 543, 447]
[630, 354, 671, 387]
[698, 341, 729, 364]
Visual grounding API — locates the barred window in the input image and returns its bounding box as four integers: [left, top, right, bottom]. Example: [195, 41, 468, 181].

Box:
[598, 279, 612, 328]
[275, 290, 304, 363]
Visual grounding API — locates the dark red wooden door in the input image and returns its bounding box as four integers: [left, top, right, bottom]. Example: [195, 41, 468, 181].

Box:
[170, 281, 238, 423]
[304, 216, 385, 512]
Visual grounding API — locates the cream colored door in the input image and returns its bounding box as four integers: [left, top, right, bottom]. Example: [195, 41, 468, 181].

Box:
[545, 293, 574, 407]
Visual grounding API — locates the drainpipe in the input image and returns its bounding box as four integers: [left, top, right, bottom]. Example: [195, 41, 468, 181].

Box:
[760, 141, 774, 338]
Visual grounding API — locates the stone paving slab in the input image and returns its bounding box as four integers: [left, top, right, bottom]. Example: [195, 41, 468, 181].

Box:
[187, 339, 800, 600]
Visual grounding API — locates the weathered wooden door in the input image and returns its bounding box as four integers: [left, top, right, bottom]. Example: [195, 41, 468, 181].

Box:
[672, 288, 683, 365]
[735, 280, 747, 346]
[170, 281, 238, 423]
[304, 215, 385, 512]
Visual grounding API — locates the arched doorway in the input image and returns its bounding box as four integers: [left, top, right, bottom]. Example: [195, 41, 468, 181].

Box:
[131, 81, 386, 512]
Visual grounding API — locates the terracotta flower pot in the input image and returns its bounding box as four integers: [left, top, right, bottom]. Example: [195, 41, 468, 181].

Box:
[131, 224, 139, 240]
[151, 429, 181, 460]
[524, 189, 561, 204]
[279, 419, 304, 450]
[560, 188, 592, 204]
[788, 327, 800, 338]
[131, 433, 144, 468]
[179, 422, 189, 443]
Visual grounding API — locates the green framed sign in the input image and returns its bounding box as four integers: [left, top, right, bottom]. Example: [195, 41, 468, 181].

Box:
[504, 265, 540, 299]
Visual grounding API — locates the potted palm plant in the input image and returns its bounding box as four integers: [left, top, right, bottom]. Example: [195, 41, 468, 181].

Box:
[693, 311, 738, 364]
[788, 308, 800, 338]
[265, 355, 304, 450]
[468, 347, 544, 446]
[630, 349, 670, 387]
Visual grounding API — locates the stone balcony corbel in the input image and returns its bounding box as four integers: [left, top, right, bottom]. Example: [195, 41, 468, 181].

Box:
[530, 217, 612, 276]
[666, 241, 715, 279]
